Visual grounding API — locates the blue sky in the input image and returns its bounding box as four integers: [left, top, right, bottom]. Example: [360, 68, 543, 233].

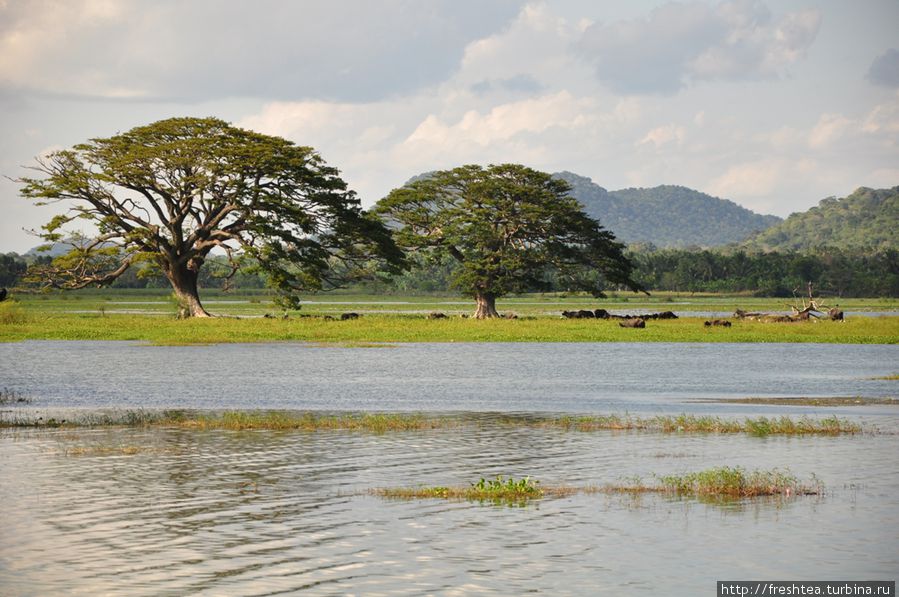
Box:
[1, 0, 897, 252]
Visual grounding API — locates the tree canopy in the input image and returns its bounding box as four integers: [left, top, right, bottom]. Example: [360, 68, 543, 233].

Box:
[18, 117, 404, 316]
[374, 164, 642, 317]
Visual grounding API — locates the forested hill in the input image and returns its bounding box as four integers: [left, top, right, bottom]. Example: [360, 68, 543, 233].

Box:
[554, 172, 781, 248]
[741, 186, 899, 252]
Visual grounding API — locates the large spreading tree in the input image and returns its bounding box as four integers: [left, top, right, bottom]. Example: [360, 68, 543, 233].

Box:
[18, 117, 404, 317]
[374, 164, 643, 318]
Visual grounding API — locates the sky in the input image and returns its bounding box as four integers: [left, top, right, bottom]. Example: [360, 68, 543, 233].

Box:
[1, 0, 897, 253]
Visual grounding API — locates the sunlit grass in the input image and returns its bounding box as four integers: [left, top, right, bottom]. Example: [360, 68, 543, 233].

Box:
[1, 311, 896, 344]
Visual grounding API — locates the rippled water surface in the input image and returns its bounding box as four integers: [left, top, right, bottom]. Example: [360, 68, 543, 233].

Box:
[1, 341, 898, 595]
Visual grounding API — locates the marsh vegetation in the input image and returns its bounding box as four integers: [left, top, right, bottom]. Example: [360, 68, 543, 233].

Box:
[0, 409, 865, 436]
[372, 467, 822, 504]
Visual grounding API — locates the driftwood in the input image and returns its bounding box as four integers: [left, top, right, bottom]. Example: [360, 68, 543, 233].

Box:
[734, 283, 844, 323]
[618, 318, 645, 328]
[704, 319, 731, 327]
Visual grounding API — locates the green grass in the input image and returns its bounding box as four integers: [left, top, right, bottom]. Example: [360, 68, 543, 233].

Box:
[374, 476, 544, 503]
[537, 414, 861, 436]
[656, 467, 820, 497]
[371, 468, 821, 504]
[3, 290, 896, 344]
[1, 310, 896, 344]
[0, 409, 864, 436]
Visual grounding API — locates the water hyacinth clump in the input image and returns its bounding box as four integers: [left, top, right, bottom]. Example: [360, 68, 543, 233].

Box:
[374, 476, 544, 503]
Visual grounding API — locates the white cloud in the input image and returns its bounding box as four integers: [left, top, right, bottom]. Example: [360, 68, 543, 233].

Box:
[863, 93, 899, 134]
[808, 113, 854, 149]
[708, 159, 788, 198]
[638, 124, 687, 148]
[0, 0, 525, 102]
[577, 0, 821, 94]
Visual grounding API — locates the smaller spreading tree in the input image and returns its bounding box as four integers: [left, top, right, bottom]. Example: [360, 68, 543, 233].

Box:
[18, 117, 404, 316]
[374, 164, 643, 318]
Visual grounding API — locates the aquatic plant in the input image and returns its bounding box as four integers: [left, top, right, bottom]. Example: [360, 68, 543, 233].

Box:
[0, 388, 31, 405]
[655, 467, 820, 498]
[0, 409, 863, 436]
[374, 476, 544, 503]
[372, 468, 822, 504]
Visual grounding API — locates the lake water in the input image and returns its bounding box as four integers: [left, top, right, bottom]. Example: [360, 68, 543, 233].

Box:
[1, 341, 898, 595]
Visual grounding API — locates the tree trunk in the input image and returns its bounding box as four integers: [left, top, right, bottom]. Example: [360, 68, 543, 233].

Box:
[167, 263, 211, 318]
[473, 292, 499, 319]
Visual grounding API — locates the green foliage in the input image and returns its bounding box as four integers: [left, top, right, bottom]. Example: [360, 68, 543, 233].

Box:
[629, 247, 899, 297]
[556, 172, 781, 248]
[374, 164, 642, 312]
[18, 117, 403, 314]
[0, 253, 27, 287]
[744, 186, 899, 252]
[657, 467, 816, 497]
[375, 476, 543, 503]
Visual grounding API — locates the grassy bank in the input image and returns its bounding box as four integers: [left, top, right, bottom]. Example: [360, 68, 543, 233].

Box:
[3, 290, 896, 344]
[1, 308, 897, 344]
[1, 410, 864, 436]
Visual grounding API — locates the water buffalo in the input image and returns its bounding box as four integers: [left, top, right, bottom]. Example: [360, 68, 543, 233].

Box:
[0, 288, 6, 302]
[340, 312, 361, 320]
[704, 319, 732, 327]
[618, 318, 645, 328]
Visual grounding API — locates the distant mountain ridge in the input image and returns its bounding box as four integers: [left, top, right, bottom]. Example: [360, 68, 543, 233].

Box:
[741, 186, 899, 252]
[554, 171, 782, 248]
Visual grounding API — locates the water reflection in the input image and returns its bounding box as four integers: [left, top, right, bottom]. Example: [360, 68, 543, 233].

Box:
[1, 421, 897, 595]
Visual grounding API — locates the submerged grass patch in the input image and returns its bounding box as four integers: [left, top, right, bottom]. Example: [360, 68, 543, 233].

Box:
[700, 396, 899, 406]
[0, 410, 863, 436]
[654, 467, 820, 497]
[374, 476, 545, 503]
[372, 467, 821, 505]
[538, 413, 861, 436]
[0, 388, 32, 405]
[176, 411, 451, 432]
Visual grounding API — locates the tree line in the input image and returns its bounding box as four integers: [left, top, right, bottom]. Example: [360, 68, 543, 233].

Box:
[6, 247, 896, 299]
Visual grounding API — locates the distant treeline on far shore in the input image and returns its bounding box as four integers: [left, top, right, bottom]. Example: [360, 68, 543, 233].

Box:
[4, 246, 897, 298]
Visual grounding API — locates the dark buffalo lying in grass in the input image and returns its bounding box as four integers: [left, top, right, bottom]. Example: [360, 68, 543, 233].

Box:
[618, 318, 645, 328]
[704, 319, 732, 327]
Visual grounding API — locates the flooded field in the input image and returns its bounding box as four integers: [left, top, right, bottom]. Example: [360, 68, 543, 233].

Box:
[1, 341, 897, 595]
